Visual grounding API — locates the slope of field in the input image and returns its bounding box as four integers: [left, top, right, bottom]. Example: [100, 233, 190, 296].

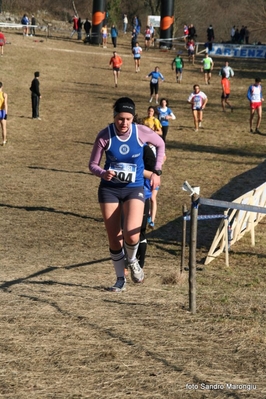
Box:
[0, 30, 266, 398]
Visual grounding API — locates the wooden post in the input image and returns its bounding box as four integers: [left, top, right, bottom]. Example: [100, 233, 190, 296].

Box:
[189, 194, 199, 314]
[250, 211, 255, 246]
[181, 204, 188, 273]
[224, 213, 229, 267]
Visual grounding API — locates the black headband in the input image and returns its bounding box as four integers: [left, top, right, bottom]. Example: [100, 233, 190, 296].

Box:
[114, 102, 135, 116]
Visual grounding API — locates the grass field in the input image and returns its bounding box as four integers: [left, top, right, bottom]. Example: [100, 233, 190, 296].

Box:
[0, 29, 266, 398]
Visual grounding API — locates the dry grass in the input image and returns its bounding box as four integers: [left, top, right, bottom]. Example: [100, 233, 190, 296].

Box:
[0, 29, 266, 398]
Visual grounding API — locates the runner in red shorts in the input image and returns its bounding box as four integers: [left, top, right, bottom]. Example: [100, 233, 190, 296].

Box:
[247, 77, 264, 134]
[109, 51, 123, 88]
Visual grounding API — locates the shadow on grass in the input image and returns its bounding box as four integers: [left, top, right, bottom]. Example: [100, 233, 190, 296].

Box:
[28, 165, 91, 174]
[0, 203, 103, 222]
[148, 159, 266, 253]
[0, 258, 110, 290]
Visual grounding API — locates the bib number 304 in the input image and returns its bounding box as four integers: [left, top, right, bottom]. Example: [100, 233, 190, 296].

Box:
[109, 162, 137, 183]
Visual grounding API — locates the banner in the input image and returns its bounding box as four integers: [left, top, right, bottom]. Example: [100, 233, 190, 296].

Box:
[147, 15, 161, 28]
[160, 0, 174, 48]
[209, 43, 266, 59]
[91, 0, 106, 45]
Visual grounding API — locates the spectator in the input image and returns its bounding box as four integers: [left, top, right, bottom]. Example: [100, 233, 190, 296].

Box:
[239, 25, 245, 44]
[30, 14, 36, 36]
[70, 15, 79, 38]
[133, 15, 138, 30]
[188, 24, 196, 40]
[231, 25, 236, 42]
[110, 24, 118, 48]
[21, 14, 29, 36]
[123, 14, 128, 34]
[77, 17, 83, 40]
[84, 18, 91, 38]
[101, 24, 108, 48]
[234, 28, 240, 44]
[245, 27, 250, 44]
[30, 71, 41, 120]
[133, 15, 141, 34]
[207, 24, 215, 41]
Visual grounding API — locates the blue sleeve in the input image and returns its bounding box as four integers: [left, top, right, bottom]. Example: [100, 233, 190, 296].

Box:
[160, 73, 164, 80]
[247, 85, 252, 101]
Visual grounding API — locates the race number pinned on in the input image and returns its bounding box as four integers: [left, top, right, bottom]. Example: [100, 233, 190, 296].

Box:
[109, 162, 137, 183]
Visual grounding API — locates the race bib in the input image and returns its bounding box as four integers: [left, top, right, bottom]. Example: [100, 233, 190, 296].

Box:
[109, 162, 137, 183]
[193, 95, 201, 108]
[151, 78, 158, 84]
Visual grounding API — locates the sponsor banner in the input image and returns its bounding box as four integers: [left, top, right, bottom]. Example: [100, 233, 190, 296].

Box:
[209, 43, 266, 59]
[147, 15, 161, 28]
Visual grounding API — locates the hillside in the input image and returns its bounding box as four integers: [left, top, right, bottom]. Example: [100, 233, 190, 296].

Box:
[1, 0, 266, 44]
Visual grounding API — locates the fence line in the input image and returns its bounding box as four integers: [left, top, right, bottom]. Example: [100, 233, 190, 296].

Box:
[182, 181, 266, 313]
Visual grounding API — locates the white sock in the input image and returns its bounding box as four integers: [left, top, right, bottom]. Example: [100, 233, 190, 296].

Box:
[110, 248, 125, 278]
[124, 241, 139, 263]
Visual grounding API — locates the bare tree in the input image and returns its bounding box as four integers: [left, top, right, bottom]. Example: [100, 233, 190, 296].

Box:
[144, 0, 161, 15]
[2, 0, 266, 42]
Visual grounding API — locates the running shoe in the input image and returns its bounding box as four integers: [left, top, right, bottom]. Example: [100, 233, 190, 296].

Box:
[128, 259, 144, 283]
[250, 129, 254, 134]
[147, 216, 152, 224]
[255, 128, 262, 134]
[108, 277, 126, 292]
[149, 221, 155, 229]
[199, 122, 202, 128]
